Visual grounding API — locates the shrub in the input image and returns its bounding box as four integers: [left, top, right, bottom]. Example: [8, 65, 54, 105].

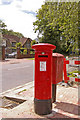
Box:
[23, 49, 27, 55]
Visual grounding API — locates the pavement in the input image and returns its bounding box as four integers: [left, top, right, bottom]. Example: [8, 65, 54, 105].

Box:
[1, 58, 31, 64]
[0, 81, 79, 119]
[0, 58, 80, 119]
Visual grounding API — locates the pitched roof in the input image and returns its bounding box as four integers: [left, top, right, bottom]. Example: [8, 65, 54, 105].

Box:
[3, 34, 32, 46]
[20, 37, 27, 46]
[3, 34, 20, 43]
[20, 37, 32, 46]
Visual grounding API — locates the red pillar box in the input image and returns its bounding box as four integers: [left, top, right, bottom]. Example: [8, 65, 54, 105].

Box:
[32, 43, 56, 115]
[52, 53, 64, 102]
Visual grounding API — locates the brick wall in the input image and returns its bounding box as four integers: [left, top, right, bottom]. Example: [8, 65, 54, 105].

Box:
[17, 48, 34, 59]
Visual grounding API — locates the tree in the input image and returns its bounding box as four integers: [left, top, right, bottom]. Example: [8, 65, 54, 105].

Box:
[0, 20, 7, 46]
[33, 2, 79, 54]
[0, 32, 2, 45]
[78, 1, 80, 54]
[0, 20, 7, 30]
[0, 20, 24, 38]
[16, 42, 22, 48]
[31, 40, 37, 46]
[6, 30, 24, 38]
[2, 29, 24, 38]
[0, 20, 7, 59]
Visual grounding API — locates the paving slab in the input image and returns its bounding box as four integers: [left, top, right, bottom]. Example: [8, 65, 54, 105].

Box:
[0, 81, 79, 119]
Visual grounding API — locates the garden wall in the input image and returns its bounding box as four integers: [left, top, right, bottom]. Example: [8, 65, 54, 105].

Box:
[17, 48, 34, 59]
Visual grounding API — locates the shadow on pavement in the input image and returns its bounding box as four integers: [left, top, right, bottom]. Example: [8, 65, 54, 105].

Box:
[2, 118, 78, 120]
[54, 102, 79, 116]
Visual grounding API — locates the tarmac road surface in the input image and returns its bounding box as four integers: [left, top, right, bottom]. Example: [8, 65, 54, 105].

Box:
[1, 59, 34, 93]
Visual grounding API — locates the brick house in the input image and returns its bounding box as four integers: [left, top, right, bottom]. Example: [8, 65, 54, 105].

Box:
[20, 37, 32, 48]
[3, 34, 20, 47]
[3, 34, 32, 54]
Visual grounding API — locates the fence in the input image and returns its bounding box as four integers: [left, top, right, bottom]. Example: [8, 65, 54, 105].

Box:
[63, 58, 80, 83]
[17, 48, 35, 59]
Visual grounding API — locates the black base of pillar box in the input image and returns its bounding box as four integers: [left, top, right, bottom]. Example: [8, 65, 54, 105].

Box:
[52, 84, 56, 103]
[34, 98, 52, 115]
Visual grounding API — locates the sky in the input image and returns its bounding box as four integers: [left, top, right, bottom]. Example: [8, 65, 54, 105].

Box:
[0, 0, 45, 39]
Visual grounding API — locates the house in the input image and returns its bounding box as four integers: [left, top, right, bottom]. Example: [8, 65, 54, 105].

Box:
[3, 34, 32, 54]
[20, 37, 32, 49]
[3, 34, 20, 47]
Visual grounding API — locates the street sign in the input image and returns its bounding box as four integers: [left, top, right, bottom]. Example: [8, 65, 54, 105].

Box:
[2, 40, 6, 46]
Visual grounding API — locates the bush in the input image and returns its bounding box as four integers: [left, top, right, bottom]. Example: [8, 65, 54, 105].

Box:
[68, 70, 80, 78]
[23, 49, 27, 55]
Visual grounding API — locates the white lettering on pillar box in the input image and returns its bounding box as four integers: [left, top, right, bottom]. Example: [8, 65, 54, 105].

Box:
[40, 61, 46, 71]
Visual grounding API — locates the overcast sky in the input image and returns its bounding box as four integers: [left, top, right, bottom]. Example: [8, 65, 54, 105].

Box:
[0, 0, 45, 39]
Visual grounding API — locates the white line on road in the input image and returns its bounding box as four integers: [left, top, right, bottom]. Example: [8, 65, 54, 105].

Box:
[8, 66, 30, 70]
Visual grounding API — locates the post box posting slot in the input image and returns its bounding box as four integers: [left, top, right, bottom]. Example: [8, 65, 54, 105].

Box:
[38, 55, 48, 57]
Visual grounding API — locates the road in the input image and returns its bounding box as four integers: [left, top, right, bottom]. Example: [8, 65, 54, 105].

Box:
[1, 59, 34, 93]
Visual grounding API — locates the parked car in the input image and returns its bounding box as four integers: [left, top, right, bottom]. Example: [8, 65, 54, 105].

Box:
[5, 53, 8, 58]
[8, 52, 17, 58]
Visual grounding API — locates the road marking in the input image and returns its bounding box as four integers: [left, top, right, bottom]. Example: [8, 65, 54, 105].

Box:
[0, 81, 34, 95]
[8, 66, 30, 70]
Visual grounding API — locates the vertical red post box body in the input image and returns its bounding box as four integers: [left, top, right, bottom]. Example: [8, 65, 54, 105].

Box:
[52, 53, 64, 84]
[52, 53, 64, 102]
[32, 43, 56, 115]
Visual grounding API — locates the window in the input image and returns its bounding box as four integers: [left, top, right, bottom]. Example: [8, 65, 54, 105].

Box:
[12, 42, 16, 47]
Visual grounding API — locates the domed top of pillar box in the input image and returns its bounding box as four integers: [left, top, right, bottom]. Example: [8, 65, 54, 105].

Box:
[52, 53, 64, 58]
[32, 43, 56, 51]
